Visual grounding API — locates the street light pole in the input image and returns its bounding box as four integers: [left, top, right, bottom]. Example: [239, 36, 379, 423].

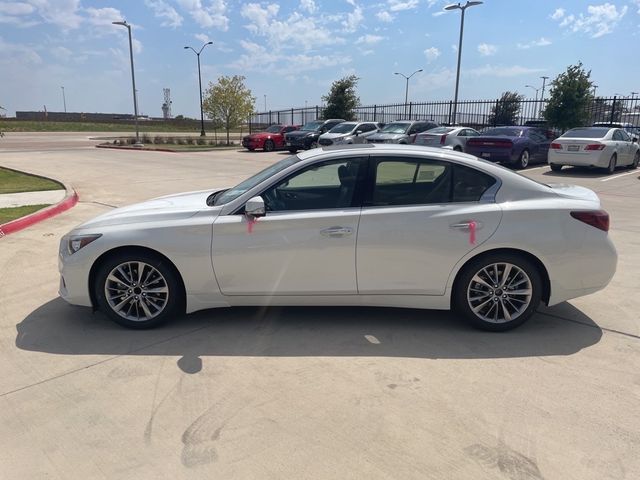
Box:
[445, 1, 483, 125]
[394, 69, 423, 118]
[540, 76, 549, 102]
[61, 86, 67, 113]
[112, 20, 141, 144]
[525, 84, 541, 118]
[184, 41, 213, 136]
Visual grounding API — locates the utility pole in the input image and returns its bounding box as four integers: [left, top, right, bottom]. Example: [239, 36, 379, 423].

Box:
[112, 20, 141, 145]
[540, 76, 549, 103]
[184, 41, 214, 136]
[61, 86, 67, 113]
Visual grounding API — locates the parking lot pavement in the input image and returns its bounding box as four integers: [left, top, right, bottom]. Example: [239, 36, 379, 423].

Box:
[1, 134, 639, 479]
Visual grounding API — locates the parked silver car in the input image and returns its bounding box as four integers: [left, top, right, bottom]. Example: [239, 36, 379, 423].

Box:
[366, 120, 439, 144]
[318, 121, 381, 146]
[414, 126, 481, 151]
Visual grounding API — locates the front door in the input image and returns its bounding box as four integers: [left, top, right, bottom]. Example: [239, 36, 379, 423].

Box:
[212, 157, 367, 295]
[356, 156, 503, 295]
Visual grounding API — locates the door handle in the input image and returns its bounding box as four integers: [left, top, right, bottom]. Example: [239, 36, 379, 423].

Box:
[320, 226, 354, 238]
[450, 221, 482, 230]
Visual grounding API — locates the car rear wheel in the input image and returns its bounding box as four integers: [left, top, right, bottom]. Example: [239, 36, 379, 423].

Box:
[454, 146, 463, 152]
[288, 148, 297, 153]
[631, 151, 639, 169]
[263, 139, 275, 152]
[606, 154, 617, 174]
[246, 147, 255, 151]
[307, 140, 318, 149]
[454, 253, 542, 331]
[516, 149, 530, 169]
[550, 164, 563, 172]
[94, 251, 183, 329]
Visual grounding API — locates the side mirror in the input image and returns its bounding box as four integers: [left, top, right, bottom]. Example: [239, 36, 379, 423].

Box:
[245, 196, 265, 217]
[355, 130, 362, 136]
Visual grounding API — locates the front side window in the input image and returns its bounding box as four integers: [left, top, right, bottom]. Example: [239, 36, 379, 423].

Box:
[371, 157, 496, 206]
[262, 158, 366, 211]
[301, 121, 324, 132]
[265, 125, 282, 133]
[380, 123, 411, 134]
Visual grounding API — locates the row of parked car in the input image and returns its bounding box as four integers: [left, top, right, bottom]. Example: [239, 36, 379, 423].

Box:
[242, 119, 640, 173]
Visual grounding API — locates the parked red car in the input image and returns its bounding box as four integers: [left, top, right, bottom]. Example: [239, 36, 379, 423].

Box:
[242, 124, 300, 152]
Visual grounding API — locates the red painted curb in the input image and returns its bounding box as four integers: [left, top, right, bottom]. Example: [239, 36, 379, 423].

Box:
[0, 190, 79, 238]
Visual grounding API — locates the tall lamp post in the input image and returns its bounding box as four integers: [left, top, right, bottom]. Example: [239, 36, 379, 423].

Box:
[445, 1, 482, 125]
[112, 21, 141, 145]
[61, 86, 67, 113]
[540, 76, 549, 102]
[394, 69, 423, 118]
[525, 84, 541, 118]
[184, 41, 213, 137]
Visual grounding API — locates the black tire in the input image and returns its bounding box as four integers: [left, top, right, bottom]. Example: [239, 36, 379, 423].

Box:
[550, 164, 562, 172]
[630, 151, 639, 169]
[515, 149, 530, 169]
[453, 252, 542, 332]
[246, 147, 255, 152]
[263, 139, 275, 152]
[454, 145, 463, 152]
[307, 140, 318, 150]
[288, 148, 297, 153]
[606, 154, 616, 174]
[94, 251, 183, 329]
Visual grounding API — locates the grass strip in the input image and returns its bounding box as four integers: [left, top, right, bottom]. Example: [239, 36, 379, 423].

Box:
[0, 204, 51, 224]
[0, 167, 63, 194]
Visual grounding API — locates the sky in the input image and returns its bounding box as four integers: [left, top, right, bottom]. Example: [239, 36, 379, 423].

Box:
[0, 0, 638, 118]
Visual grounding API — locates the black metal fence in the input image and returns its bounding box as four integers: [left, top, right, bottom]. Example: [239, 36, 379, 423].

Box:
[250, 96, 640, 132]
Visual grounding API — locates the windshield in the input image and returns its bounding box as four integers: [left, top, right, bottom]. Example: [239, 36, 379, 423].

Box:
[424, 127, 454, 134]
[563, 128, 610, 138]
[380, 122, 411, 134]
[264, 125, 282, 133]
[328, 123, 357, 134]
[301, 121, 324, 132]
[482, 127, 523, 137]
[214, 155, 300, 205]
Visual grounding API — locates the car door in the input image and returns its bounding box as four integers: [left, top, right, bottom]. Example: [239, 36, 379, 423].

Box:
[356, 156, 502, 295]
[529, 129, 550, 162]
[212, 157, 367, 295]
[616, 130, 632, 165]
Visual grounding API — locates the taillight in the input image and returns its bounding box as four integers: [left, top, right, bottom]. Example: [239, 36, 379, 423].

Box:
[440, 134, 448, 145]
[584, 144, 605, 151]
[550, 143, 563, 149]
[570, 210, 609, 232]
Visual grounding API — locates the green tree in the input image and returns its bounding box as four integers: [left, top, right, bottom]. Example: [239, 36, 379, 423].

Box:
[489, 91, 523, 126]
[322, 75, 360, 120]
[202, 75, 255, 145]
[543, 62, 594, 131]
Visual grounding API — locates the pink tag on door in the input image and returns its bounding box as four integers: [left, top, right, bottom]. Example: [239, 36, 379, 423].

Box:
[247, 216, 258, 234]
[469, 220, 477, 245]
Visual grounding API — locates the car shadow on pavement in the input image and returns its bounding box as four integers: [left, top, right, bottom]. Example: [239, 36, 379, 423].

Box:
[542, 167, 612, 179]
[16, 298, 602, 373]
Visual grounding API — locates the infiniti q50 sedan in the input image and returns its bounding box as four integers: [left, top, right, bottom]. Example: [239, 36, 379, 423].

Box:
[59, 144, 617, 331]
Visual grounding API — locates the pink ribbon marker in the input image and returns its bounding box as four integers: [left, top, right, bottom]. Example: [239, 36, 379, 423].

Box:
[247, 216, 258, 234]
[469, 220, 477, 245]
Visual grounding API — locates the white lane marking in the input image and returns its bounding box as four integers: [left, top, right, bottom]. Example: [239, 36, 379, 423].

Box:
[600, 171, 637, 182]
[364, 335, 381, 345]
[525, 166, 548, 172]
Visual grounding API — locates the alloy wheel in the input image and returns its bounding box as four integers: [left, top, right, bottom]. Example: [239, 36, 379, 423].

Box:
[466, 262, 532, 324]
[104, 261, 169, 322]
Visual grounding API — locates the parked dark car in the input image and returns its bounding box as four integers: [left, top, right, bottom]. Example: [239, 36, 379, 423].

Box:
[465, 126, 552, 169]
[366, 120, 439, 144]
[242, 124, 299, 152]
[285, 119, 345, 152]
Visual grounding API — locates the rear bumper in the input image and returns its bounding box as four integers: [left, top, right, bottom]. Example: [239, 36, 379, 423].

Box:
[466, 149, 516, 163]
[548, 151, 608, 168]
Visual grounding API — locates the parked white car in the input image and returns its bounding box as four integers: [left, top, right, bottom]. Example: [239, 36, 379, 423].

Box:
[318, 121, 380, 146]
[59, 145, 617, 331]
[414, 126, 480, 151]
[548, 127, 640, 173]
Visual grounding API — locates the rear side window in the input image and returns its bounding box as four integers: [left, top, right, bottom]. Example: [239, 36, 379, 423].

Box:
[371, 158, 497, 206]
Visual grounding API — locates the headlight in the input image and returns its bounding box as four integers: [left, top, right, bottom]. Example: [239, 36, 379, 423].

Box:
[68, 234, 102, 255]
[333, 137, 343, 144]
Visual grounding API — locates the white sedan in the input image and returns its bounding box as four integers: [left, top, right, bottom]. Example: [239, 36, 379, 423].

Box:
[548, 127, 640, 173]
[59, 145, 617, 331]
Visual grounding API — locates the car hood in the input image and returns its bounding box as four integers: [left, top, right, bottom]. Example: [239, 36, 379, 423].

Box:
[368, 133, 406, 140]
[287, 130, 317, 138]
[77, 190, 213, 229]
[320, 132, 349, 140]
[247, 132, 280, 139]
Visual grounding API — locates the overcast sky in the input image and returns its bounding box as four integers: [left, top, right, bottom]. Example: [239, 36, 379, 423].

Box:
[1, 0, 637, 118]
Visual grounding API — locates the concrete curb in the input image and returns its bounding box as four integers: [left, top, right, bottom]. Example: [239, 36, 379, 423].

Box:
[0, 187, 79, 238]
[96, 144, 176, 153]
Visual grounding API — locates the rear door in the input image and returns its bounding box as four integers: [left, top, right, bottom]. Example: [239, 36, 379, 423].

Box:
[356, 156, 502, 295]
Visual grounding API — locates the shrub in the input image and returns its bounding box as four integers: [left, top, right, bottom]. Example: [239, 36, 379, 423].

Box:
[142, 134, 152, 144]
[154, 136, 165, 144]
[197, 137, 206, 145]
[176, 138, 185, 145]
[186, 137, 195, 145]
[165, 136, 174, 144]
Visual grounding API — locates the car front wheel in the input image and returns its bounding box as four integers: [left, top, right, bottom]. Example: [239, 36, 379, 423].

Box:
[606, 154, 617, 174]
[263, 139, 275, 152]
[631, 151, 639, 169]
[550, 164, 562, 172]
[454, 253, 542, 331]
[94, 251, 183, 329]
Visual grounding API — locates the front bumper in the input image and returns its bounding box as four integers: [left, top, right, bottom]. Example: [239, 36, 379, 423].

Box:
[58, 238, 94, 307]
[242, 138, 262, 149]
[285, 136, 313, 148]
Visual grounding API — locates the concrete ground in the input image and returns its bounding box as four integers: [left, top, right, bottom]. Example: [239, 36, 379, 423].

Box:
[0, 190, 65, 208]
[0, 133, 638, 479]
